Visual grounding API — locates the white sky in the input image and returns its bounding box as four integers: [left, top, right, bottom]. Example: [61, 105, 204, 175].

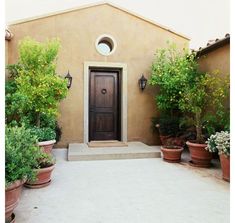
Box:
[5, 0, 230, 49]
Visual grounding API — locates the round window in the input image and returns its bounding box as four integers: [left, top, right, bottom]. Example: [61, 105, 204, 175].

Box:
[95, 35, 116, 56]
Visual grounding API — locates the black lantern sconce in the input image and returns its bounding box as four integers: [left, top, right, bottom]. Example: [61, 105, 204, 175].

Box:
[138, 74, 147, 91]
[65, 70, 72, 89]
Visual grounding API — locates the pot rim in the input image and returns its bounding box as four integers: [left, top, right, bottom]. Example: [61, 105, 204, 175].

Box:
[161, 146, 183, 151]
[34, 164, 55, 173]
[38, 139, 56, 146]
[219, 153, 230, 159]
[6, 179, 25, 191]
[186, 140, 207, 147]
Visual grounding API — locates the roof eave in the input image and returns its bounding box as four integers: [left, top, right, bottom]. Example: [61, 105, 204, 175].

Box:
[196, 36, 230, 57]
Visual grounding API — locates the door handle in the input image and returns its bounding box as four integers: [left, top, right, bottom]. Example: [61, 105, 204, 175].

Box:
[101, 89, 107, 94]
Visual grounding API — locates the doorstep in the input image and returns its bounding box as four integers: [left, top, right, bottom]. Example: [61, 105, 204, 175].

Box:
[68, 142, 161, 161]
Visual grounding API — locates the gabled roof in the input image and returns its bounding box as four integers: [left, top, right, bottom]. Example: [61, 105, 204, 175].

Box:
[7, 1, 190, 40]
[196, 33, 230, 57]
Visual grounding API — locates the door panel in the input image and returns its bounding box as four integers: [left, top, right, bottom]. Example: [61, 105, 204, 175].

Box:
[89, 70, 120, 141]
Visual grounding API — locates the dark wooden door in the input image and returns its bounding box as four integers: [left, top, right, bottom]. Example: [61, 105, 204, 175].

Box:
[89, 69, 120, 141]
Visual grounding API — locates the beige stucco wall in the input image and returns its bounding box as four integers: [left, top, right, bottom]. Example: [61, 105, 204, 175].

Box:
[198, 44, 230, 76]
[5, 40, 10, 78]
[5, 40, 8, 66]
[5, 40, 9, 65]
[7, 4, 189, 147]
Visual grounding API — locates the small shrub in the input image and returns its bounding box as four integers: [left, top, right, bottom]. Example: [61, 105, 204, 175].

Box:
[36, 153, 55, 169]
[151, 115, 181, 136]
[30, 127, 56, 141]
[5, 126, 41, 186]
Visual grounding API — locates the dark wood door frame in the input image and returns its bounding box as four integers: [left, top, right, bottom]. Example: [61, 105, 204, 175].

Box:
[89, 67, 122, 141]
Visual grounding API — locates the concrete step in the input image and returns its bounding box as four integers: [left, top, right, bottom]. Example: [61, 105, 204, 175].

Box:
[88, 140, 128, 147]
[68, 142, 161, 161]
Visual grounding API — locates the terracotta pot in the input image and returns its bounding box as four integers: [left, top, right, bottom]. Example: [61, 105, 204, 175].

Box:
[161, 146, 184, 163]
[5, 180, 25, 222]
[219, 154, 230, 182]
[186, 141, 212, 168]
[25, 164, 55, 189]
[38, 140, 56, 154]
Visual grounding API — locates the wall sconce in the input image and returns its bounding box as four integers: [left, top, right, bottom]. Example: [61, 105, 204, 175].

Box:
[138, 74, 147, 91]
[65, 70, 72, 89]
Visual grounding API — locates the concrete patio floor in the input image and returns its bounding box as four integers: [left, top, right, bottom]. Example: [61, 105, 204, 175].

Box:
[14, 148, 229, 223]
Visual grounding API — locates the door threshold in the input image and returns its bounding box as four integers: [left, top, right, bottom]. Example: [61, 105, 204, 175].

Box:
[88, 140, 128, 147]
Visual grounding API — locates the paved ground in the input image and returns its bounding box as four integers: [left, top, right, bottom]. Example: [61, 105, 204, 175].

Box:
[14, 148, 229, 223]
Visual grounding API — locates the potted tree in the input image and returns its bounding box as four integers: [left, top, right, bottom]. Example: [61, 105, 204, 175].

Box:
[149, 43, 195, 161]
[25, 153, 56, 189]
[206, 131, 230, 181]
[5, 126, 41, 223]
[152, 116, 185, 162]
[6, 37, 68, 151]
[179, 70, 229, 168]
[149, 43, 229, 167]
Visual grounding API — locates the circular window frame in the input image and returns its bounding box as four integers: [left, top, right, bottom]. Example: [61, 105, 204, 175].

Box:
[95, 34, 117, 56]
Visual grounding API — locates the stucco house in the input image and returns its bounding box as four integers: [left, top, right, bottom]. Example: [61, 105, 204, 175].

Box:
[5, 2, 190, 147]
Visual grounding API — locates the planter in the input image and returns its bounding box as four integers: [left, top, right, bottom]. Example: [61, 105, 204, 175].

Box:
[219, 154, 230, 182]
[38, 140, 56, 154]
[186, 141, 212, 168]
[25, 164, 55, 189]
[161, 146, 184, 163]
[5, 180, 25, 222]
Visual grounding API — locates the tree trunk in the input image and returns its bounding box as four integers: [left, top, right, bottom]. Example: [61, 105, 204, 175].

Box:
[195, 112, 203, 143]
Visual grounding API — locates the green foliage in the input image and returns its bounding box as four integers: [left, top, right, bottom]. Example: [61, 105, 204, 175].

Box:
[6, 37, 68, 128]
[203, 71, 230, 134]
[178, 71, 230, 142]
[5, 125, 42, 186]
[6, 64, 21, 78]
[29, 126, 56, 141]
[149, 42, 230, 143]
[151, 115, 181, 136]
[37, 153, 56, 169]
[149, 43, 197, 112]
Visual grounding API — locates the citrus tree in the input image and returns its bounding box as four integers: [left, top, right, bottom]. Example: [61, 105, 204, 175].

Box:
[149, 43, 197, 114]
[149, 42, 230, 143]
[178, 70, 230, 142]
[6, 37, 68, 128]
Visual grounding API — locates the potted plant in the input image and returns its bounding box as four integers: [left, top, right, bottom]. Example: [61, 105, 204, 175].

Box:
[30, 126, 56, 154]
[161, 137, 184, 163]
[206, 131, 230, 181]
[149, 44, 229, 167]
[152, 115, 186, 146]
[5, 37, 68, 149]
[179, 70, 229, 167]
[5, 126, 41, 223]
[24, 153, 56, 189]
